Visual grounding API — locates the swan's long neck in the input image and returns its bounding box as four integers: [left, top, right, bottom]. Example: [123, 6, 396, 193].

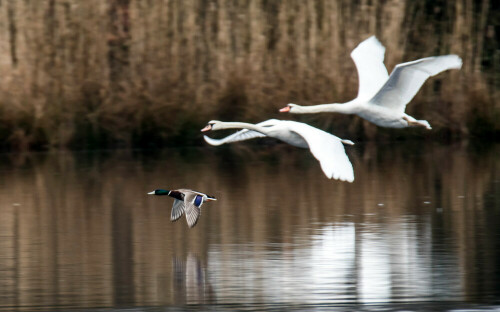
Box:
[291, 101, 358, 114]
[216, 122, 267, 134]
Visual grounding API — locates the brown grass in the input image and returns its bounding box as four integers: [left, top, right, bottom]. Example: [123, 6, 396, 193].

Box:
[0, 0, 497, 150]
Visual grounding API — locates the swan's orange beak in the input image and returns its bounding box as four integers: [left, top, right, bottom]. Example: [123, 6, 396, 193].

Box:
[201, 124, 212, 132]
[279, 106, 290, 113]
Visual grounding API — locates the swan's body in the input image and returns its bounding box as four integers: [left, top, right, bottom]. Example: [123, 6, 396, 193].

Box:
[148, 188, 217, 228]
[280, 36, 462, 129]
[201, 119, 355, 182]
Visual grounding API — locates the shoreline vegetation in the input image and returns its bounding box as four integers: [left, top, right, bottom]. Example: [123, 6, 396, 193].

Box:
[0, 0, 497, 151]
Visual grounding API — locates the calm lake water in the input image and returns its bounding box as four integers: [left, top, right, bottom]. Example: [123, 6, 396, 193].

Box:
[0, 141, 499, 311]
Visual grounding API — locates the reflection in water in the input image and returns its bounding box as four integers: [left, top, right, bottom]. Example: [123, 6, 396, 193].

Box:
[171, 254, 215, 305]
[207, 220, 462, 305]
[0, 142, 498, 310]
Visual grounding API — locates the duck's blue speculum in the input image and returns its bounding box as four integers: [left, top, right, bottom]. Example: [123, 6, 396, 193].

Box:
[194, 195, 204, 207]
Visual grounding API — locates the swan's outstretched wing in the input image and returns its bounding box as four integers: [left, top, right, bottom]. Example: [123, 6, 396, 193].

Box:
[350, 36, 389, 100]
[287, 122, 354, 182]
[369, 55, 462, 113]
[203, 119, 279, 146]
[204, 130, 265, 146]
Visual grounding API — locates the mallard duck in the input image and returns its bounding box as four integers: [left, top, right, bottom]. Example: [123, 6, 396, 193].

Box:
[279, 36, 462, 129]
[148, 189, 217, 228]
[201, 119, 354, 182]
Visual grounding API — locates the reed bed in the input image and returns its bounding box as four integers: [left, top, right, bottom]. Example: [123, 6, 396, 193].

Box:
[0, 0, 497, 150]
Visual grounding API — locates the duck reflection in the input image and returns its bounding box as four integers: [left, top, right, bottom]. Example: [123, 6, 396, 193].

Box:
[171, 254, 215, 304]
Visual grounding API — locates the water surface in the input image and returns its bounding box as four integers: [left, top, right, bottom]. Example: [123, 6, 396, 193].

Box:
[0, 142, 499, 311]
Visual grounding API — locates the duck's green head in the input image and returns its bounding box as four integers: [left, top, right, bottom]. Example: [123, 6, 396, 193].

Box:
[148, 189, 170, 196]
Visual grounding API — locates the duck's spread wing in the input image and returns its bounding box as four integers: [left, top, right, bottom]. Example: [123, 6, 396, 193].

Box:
[350, 36, 389, 100]
[203, 119, 279, 146]
[370, 55, 462, 113]
[183, 192, 202, 228]
[288, 122, 354, 182]
[171, 199, 185, 222]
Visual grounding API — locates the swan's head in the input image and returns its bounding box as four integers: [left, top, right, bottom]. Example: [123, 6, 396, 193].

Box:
[201, 120, 222, 132]
[279, 103, 301, 113]
[148, 189, 170, 196]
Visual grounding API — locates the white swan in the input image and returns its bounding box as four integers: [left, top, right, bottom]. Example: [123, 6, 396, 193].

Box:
[279, 36, 462, 129]
[201, 119, 355, 182]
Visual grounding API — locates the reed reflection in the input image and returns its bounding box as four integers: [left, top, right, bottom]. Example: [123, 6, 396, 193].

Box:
[0, 142, 497, 309]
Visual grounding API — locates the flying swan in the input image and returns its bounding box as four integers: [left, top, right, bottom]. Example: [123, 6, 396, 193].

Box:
[201, 119, 355, 182]
[279, 36, 462, 129]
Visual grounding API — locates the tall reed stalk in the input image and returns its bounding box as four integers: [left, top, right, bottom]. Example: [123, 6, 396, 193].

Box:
[0, 0, 497, 150]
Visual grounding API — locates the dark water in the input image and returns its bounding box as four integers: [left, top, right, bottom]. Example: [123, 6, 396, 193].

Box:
[0, 142, 499, 311]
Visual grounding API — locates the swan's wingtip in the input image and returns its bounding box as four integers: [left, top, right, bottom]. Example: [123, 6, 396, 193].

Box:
[327, 170, 354, 183]
[443, 54, 463, 69]
[334, 177, 354, 183]
[366, 35, 383, 45]
[451, 54, 463, 69]
[339, 174, 355, 183]
[351, 35, 386, 58]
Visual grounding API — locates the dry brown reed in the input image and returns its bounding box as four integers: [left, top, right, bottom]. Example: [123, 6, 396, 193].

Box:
[0, 0, 497, 150]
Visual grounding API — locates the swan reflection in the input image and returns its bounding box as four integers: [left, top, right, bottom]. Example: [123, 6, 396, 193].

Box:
[207, 221, 462, 304]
